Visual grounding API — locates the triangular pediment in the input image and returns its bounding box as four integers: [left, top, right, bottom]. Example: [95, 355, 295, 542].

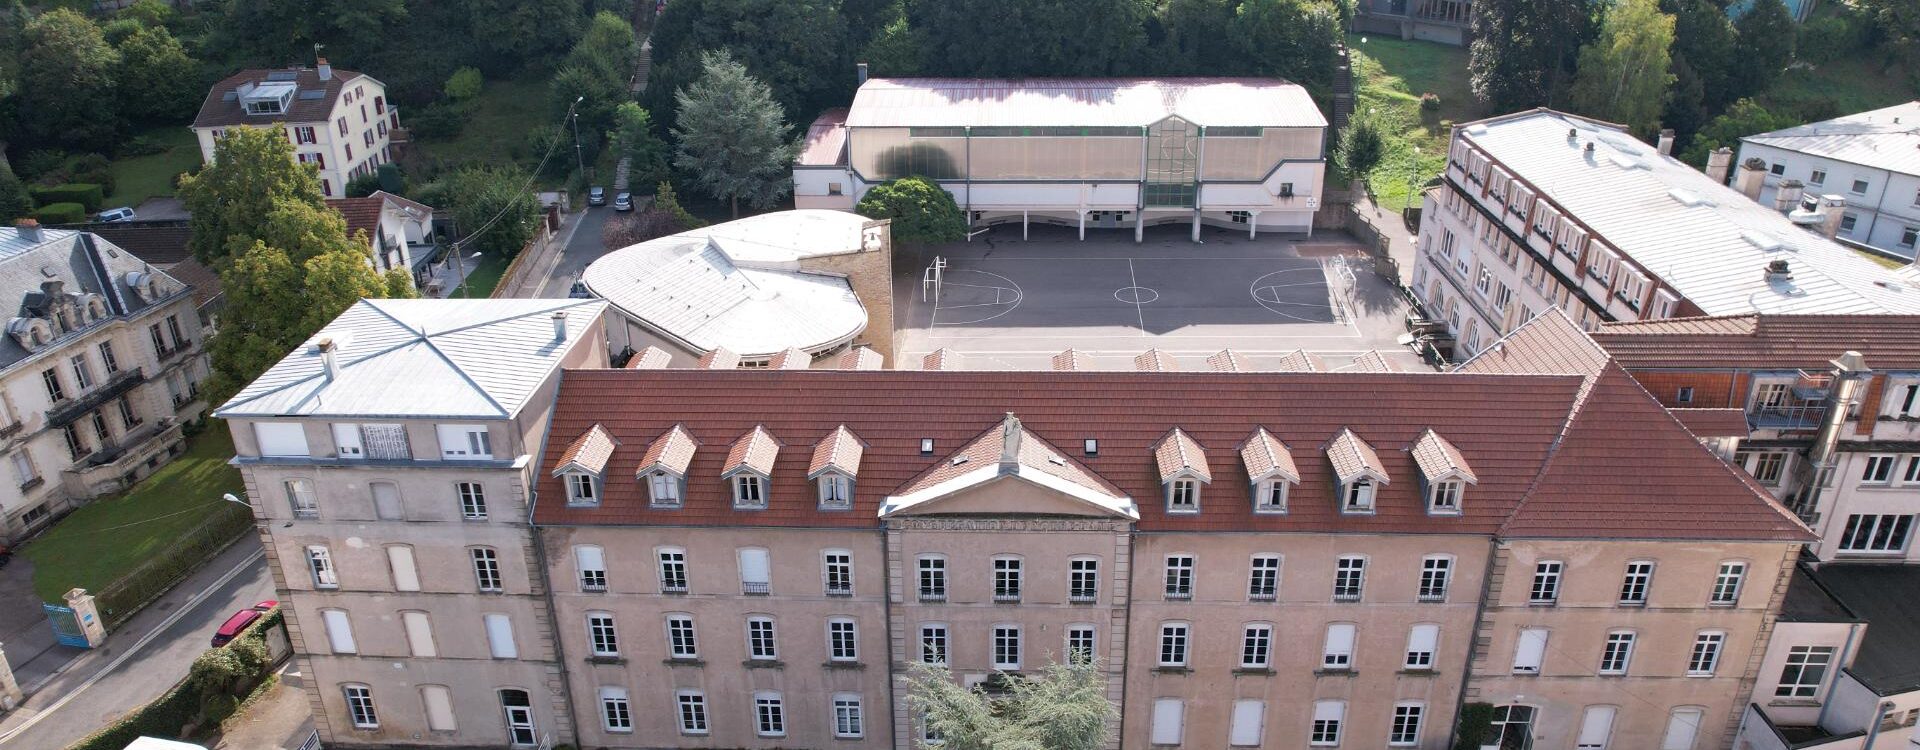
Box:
[884, 472, 1134, 519]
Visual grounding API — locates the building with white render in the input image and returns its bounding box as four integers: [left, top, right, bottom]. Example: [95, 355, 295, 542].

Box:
[1412, 108, 1920, 359]
[1739, 101, 1920, 261]
[796, 77, 1327, 241]
[193, 60, 401, 199]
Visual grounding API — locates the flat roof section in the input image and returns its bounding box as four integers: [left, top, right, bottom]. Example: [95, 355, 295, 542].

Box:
[1742, 101, 1920, 178]
[845, 77, 1327, 129]
[1808, 564, 1920, 695]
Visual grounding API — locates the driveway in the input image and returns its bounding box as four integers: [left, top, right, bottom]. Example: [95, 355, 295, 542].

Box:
[538, 204, 616, 298]
[0, 556, 67, 693]
[131, 197, 189, 221]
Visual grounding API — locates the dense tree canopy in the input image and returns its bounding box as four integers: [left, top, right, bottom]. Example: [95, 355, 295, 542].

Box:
[906, 0, 1149, 77]
[647, 0, 851, 126]
[17, 9, 121, 151]
[907, 660, 1115, 750]
[415, 165, 542, 258]
[1468, 0, 1590, 112]
[115, 25, 198, 124]
[609, 102, 668, 191]
[672, 51, 798, 218]
[856, 177, 965, 246]
[1663, 0, 1737, 110]
[177, 126, 328, 264]
[1569, 0, 1675, 136]
[1731, 0, 1796, 99]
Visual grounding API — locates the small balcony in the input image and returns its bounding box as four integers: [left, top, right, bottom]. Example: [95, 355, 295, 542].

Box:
[1069, 591, 1099, 603]
[1165, 589, 1192, 601]
[992, 592, 1021, 603]
[47, 368, 144, 428]
[740, 581, 770, 596]
[825, 584, 853, 597]
[918, 589, 946, 602]
[1748, 401, 1828, 430]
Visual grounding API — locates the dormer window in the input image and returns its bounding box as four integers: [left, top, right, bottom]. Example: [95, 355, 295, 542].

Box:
[1343, 478, 1376, 512]
[733, 475, 765, 508]
[1167, 479, 1200, 512]
[638, 424, 696, 509]
[1153, 428, 1211, 515]
[241, 81, 297, 115]
[1428, 480, 1462, 514]
[809, 426, 863, 511]
[565, 473, 598, 505]
[818, 474, 853, 509]
[1325, 428, 1387, 515]
[552, 424, 615, 506]
[647, 471, 682, 507]
[724, 425, 780, 511]
[1242, 428, 1297, 515]
[1411, 430, 1476, 517]
[1255, 480, 1289, 513]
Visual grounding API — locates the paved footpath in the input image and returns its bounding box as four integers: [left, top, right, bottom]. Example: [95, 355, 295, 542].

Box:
[0, 537, 272, 748]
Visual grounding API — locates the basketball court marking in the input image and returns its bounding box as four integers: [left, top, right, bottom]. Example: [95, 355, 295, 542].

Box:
[928, 269, 1024, 326]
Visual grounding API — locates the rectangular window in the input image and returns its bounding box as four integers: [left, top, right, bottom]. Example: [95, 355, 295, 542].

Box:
[148, 323, 167, 356]
[739, 548, 771, 595]
[435, 424, 492, 459]
[818, 474, 852, 508]
[1070, 558, 1099, 602]
[1429, 480, 1462, 512]
[62, 424, 86, 461]
[1168, 478, 1199, 511]
[1619, 561, 1653, 605]
[1066, 626, 1096, 664]
[828, 619, 858, 661]
[1851, 178, 1869, 195]
[1322, 623, 1356, 669]
[1240, 623, 1272, 668]
[69, 354, 92, 390]
[993, 557, 1023, 601]
[647, 471, 681, 506]
[471, 548, 502, 592]
[565, 473, 596, 504]
[576, 546, 607, 591]
[920, 624, 948, 664]
[1248, 555, 1280, 600]
[747, 618, 777, 660]
[918, 556, 946, 601]
[1841, 212, 1859, 233]
[677, 692, 708, 734]
[1418, 556, 1451, 601]
[993, 626, 1021, 669]
[307, 545, 337, 588]
[116, 396, 138, 430]
[1903, 226, 1919, 249]
[1599, 631, 1635, 675]
[1255, 479, 1288, 512]
[1405, 624, 1439, 670]
[1164, 555, 1194, 599]
[1344, 478, 1376, 511]
[1862, 455, 1896, 483]
[587, 612, 619, 656]
[1687, 632, 1724, 676]
[1334, 556, 1365, 602]
[1310, 701, 1344, 746]
[1751, 452, 1788, 485]
[484, 613, 517, 658]
[824, 552, 854, 595]
[322, 609, 356, 653]
[1149, 698, 1184, 746]
[666, 616, 698, 658]
[1159, 622, 1190, 666]
[1894, 382, 1920, 417]
[1838, 514, 1913, 552]
[1809, 168, 1826, 184]
[1578, 705, 1617, 750]
[755, 694, 785, 737]
[1776, 645, 1833, 697]
[1391, 704, 1424, 747]
[658, 549, 688, 593]
[343, 685, 378, 729]
[733, 475, 765, 507]
[833, 696, 864, 739]
[456, 482, 487, 520]
[255, 422, 309, 457]
[165, 316, 184, 348]
[1710, 562, 1745, 605]
[1530, 561, 1563, 603]
[421, 685, 456, 731]
[1677, 386, 1694, 404]
[599, 687, 631, 732]
[1513, 628, 1549, 674]
[1662, 708, 1703, 750]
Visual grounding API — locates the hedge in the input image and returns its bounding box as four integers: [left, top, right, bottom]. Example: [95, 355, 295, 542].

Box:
[68, 608, 283, 750]
[28, 183, 103, 212]
[32, 202, 86, 226]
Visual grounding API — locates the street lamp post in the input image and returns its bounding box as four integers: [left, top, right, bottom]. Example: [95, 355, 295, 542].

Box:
[453, 250, 483, 298]
[571, 96, 586, 182]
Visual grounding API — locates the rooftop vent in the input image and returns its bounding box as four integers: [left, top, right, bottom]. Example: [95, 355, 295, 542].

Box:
[1465, 124, 1489, 136]
[1741, 230, 1786, 253]
[950, 454, 970, 466]
[1666, 188, 1711, 207]
[1608, 153, 1647, 170]
[1765, 259, 1793, 282]
[1584, 142, 1596, 154]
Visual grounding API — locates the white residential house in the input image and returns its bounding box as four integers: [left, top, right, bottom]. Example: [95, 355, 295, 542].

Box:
[192, 60, 402, 198]
[325, 191, 439, 288]
[1739, 101, 1920, 262]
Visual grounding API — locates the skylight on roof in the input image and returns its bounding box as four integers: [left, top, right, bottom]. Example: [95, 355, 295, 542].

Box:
[298, 90, 326, 100]
[1607, 153, 1647, 170]
[1742, 230, 1786, 252]
[1667, 188, 1712, 207]
[265, 71, 298, 81]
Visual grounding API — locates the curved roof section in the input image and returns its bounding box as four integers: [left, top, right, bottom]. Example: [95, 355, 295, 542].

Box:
[845, 77, 1327, 129]
[581, 211, 874, 358]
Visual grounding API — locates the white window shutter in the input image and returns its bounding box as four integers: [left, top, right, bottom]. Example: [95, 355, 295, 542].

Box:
[322, 610, 356, 654]
[1325, 623, 1356, 657]
[421, 685, 457, 731]
[740, 549, 771, 584]
[1313, 700, 1344, 722]
[1661, 709, 1702, 750]
[576, 545, 604, 572]
[332, 423, 364, 457]
[1150, 699, 1184, 746]
[255, 422, 309, 457]
[387, 546, 421, 592]
[402, 612, 436, 657]
[1408, 624, 1439, 654]
[1229, 700, 1264, 747]
[484, 613, 517, 659]
[1514, 628, 1549, 672]
[1578, 706, 1616, 749]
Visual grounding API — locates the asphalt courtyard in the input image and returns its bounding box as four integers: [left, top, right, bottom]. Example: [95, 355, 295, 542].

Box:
[894, 224, 1421, 371]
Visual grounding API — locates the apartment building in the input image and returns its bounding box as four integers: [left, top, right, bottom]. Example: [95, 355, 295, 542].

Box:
[0, 221, 208, 541]
[1738, 101, 1920, 261]
[193, 60, 401, 198]
[525, 308, 1808, 750]
[213, 298, 609, 747]
[1413, 109, 1920, 359]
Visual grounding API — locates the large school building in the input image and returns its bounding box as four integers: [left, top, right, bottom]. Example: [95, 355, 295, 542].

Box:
[795, 77, 1329, 240]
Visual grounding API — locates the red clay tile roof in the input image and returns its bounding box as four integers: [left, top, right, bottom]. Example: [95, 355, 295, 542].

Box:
[627, 346, 672, 369]
[1348, 350, 1395, 372]
[325, 197, 384, 249]
[638, 425, 698, 476]
[838, 347, 884, 370]
[809, 425, 864, 478]
[1324, 428, 1388, 484]
[723, 426, 781, 476]
[1458, 309, 1611, 376]
[1275, 349, 1324, 372]
[797, 108, 850, 167]
[888, 413, 1126, 507]
[1052, 349, 1092, 371]
[1594, 314, 1920, 370]
[1411, 429, 1477, 484]
[922, 349, 958, 370]
[1152, 428, 1211, 482]
[698, 348, 741, 369]
[533, 368, 1808, 541]
[89, 223, 194, 265]
[1240, 427, 1298, 482]
[554, 424, 617, 475]
[1206, 350, 1251, 372]
[193, 67, 370, 129]
[1670, 408, 1752, 438]
[770, 347, 811, 369]
[1135, 349, 1178, 372]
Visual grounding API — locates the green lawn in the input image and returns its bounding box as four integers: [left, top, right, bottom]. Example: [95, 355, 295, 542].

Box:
[1348, 34, 1480, 211]
[67, 127, 203, 210]
[447, 254, 508, 298]
[23, 429, 244, 604]
[1761, 55, 1916, 122]
[411, 72, 555, 171]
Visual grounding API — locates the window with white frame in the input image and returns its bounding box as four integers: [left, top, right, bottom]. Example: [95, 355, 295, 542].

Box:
[920, 623, 948, 664]
[1428, 479, 1462, 513]
[306, 545, 338, 588]
[1066, 625, 1096, 664]
[321, 609, 356, 653]
[1069, 557, 1099, 602]
[1391, 703, 1425, 747]
[1710, 562, 1746, 605]
[1254, 479, 1288, 512]
[456, 482, 487, 519]
[565, 473, 597, 505]
[1598, 631, 1635, 675]
[1749, 451, 1789, 485]
[254, 422, 308, 457]
[484, 613, 517, 658]
[739, 548, 771, 595]
[993, 625, 1021, 669]
[1687, 631, 1724, 676]
[1322, 622, 1356, 670]
[421, 684, 456, 732]
[1776, 645, 1834, 697]
[657, 548, 689, 593]
[675, 691, 708, 734]
[1164, 555, 1194, 599]
[586, 612, 618, 656]
[1619, 561, 1653, 605]
[387, 545, 420, 591]
[1890, 380, 1919, 418]
[732, 474, 766, 508]
[343, 685, 378, 729]
[1333, 556, 1365, 601]
[1158, 622, 1189, 667]
[828, 618, 858, 661]
[1513, 628, 1548, 674]
[1151, 698, 1184, 746]
[1577, 705, 1617, 750]
[993, 556, 1023, 601]
[1661, 708, 1704, 750]
[918, 555, 947, 600]
[600, 687, 632, 732]
[1249, 554, 1280, 600]
[833, 694, 864, 739]
[824, 550, 853, 595]
[1405, 624, 1439, 670]
[1310, 700, 1345, 746]
[1229, 700, 1265, 747]
[285, 479, 318, 518]
[1905, 226, 1920, 249]
[1344, 477, 1376, 512]
[575, 545, 606, 592]
[1419, 556, 1452, 601]
[818, 473, 852, 508]
[1863, 454, 1898, 484]
[1530, 561, 1563, 603]
[436, 424, 492, 459]
[1167, 478, 1200, 512]
[1838, 514, 1913, 553]
[666, 615, 698, 658]
[746, 616, 778, 660]
[1241, 623, 1272, 668]
[754, 692, 786, 737]
[647, 471, 682, 507]
[470, 547, 501, 592]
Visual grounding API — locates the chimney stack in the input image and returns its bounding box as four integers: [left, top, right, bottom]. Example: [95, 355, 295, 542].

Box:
[551, 311, 568, 342]
[316, 57, 332, 81]
[1736, 157, 1768, 201]
[856, 62, 869, 86]
[1656, 128, 1675, 156]
[1819, 194, 1847, 239]
[1706, 147, 1734, 185]
[1774, 179, 1805, 213]
[14, 219, 41, 243]
[317, 337, 339, 380]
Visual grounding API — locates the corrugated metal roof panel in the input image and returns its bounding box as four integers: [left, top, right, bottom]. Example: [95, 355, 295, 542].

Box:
[1742, 101, 1920, 177]
[844, 78, 1327, 129]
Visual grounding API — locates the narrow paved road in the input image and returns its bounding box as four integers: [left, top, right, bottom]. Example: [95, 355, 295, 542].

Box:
[0, 538, 274, 748]
[538, 204, 615, 298]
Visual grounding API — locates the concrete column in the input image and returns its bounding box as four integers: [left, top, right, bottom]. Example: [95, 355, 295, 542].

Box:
[1022, 210, 1029, 241]
[1249, 211, 1261, 239]
[1135, 213, 1144, 243]
[0, 642, 22, 709]
[1191, 211, 1201, 242]
[65, 588, 107, 648]
[1078, 210, 1088, 241]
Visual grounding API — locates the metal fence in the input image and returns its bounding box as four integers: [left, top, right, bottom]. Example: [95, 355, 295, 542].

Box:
[94, 504, 254, 629]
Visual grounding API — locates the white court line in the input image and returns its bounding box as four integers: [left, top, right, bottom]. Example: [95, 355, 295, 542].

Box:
[1126, 260, 1146, 335]
[936, 256, 1331, 261]
[906, 349, 1394, 356]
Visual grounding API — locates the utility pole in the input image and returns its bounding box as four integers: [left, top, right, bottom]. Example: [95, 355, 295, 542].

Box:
[572, 96, 586, 181]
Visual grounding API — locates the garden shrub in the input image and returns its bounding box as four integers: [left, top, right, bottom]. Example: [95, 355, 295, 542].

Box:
[33, 202, 86, 225]
[29, 183, 104, 211]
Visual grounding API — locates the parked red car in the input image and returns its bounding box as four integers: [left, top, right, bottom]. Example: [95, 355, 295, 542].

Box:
[210, 600, 279, 647]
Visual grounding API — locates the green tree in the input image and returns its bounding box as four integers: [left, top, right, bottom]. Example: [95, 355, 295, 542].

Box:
[444, 66, 484, 101]
[653, 181, 708, 229]
[177, 126, 327, 264]
[1662, 54, 1709, 148]
[18, 9, 121, 151]
[201, 0, 406, 70]
[906, 0, 1149, 77]
[1338, 118, 1386, 181]
[861, 16, 925, 77]
[551, 63, 629, 147]
[1153, 0, 1238, 75]
[345, 173, 382, 197]
[1229, 0, 1343, 89]
[0, 162, 30, 222]
[907, 659, 1116, 750]
[1677, 98, 1799, 167]
[672, 51, 799, 218]
[1468, 0, 1590, 111]
[1663, 0, 1737, 110]
[568, 10, 638, 83]
[466, 0, 585, 71]
[117, 0, 176, 29]
[1858, 0, 1920, 67]
[115, 26, 198, 125]
[1731, 0, 1795, 99]
[646, 0, 852, 127]
[416, 165, 541, 259]
[1569, 0, 1674, 136]
[856, 176, 964, 245]
[609, 102, 669, 190]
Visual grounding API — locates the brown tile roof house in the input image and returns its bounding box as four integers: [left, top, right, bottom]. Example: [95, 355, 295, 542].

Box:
[535, 310, 1812, 543]
[1592, 313, 1920, 370]
[194, 66, 372, 129]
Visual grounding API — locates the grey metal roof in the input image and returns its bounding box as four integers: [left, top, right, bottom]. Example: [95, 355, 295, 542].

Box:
[214, 298, 607, 419]
[1807, 564, 1920, 695]
[1742, 101, 1920, 177]
[0, 227, 191, 371]
[845, 78, 1327, 129]
[1465, 110, 1920, 316]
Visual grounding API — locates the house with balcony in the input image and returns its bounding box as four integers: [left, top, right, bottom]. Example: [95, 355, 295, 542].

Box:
[326, 191, 439, 289]
[193, 60, 400, 198]
[0, 220, 210, 541]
